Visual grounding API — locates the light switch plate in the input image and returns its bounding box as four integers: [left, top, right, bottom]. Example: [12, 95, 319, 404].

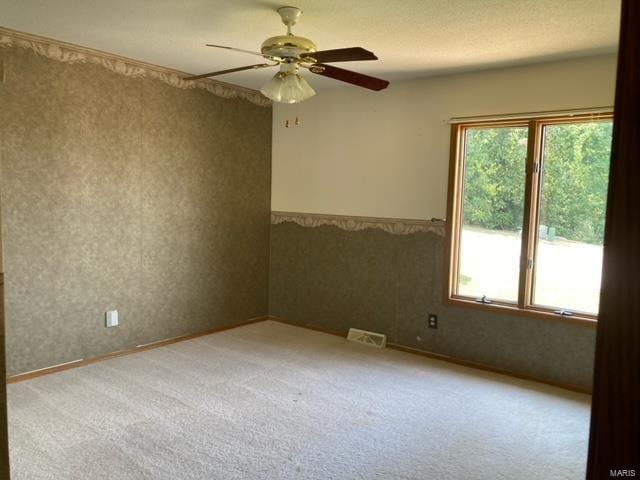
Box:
[105, 310, 119, 328]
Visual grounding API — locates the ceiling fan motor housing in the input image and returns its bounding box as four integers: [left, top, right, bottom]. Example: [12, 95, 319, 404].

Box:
[261, 7, 316, 59]
[261, 35, 317, 59]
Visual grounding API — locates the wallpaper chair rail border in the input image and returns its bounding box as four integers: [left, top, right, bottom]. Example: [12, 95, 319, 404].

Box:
[271, 211, 446, 236]
[0, 26, 270, 107]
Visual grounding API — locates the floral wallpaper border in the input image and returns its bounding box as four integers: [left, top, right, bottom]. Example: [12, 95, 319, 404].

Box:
[0, 26, 270, 107]
[271, 211, 446, 236]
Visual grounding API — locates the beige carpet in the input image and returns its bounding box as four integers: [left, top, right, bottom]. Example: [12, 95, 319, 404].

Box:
[8, 320, 590, 480]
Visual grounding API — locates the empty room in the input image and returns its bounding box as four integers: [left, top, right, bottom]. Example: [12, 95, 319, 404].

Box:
[0, 0, 638, 479]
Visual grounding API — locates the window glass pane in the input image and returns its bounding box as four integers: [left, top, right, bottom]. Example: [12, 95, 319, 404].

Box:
[533, 120, 612, 314]
[457, 126, 528, 303]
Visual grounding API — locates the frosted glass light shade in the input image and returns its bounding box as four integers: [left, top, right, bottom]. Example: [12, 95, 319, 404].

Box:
[261, 71, 316, 104]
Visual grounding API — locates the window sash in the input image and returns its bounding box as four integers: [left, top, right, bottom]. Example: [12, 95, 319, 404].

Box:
[445, 113, 613, 324]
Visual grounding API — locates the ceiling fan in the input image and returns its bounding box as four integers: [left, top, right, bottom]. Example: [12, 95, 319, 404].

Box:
[184, 6, 389, 104]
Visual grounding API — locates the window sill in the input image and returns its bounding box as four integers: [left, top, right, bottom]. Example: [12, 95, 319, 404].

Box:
[444, 296, 598, 328]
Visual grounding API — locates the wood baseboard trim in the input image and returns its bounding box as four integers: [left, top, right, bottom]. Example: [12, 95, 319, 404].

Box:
[267, 315, 344, 337]
[268, 316, 591, 395]
[8, 315, 591, 395]
[7, 316, 270, 384]
[386, 343, 591, 395]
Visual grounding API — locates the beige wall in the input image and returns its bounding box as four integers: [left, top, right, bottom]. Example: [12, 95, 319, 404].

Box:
[0, 46, 272, 375]
[272, 54, 617, 219]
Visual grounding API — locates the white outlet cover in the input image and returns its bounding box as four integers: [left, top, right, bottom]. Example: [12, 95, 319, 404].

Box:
[105, 310, 119, 328]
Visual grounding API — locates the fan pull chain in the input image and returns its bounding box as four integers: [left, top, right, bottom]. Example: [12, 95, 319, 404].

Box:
[284, 116, 302, 128]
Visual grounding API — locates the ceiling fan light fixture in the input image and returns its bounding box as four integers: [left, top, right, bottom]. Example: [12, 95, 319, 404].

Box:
[260, 65, 316, 104]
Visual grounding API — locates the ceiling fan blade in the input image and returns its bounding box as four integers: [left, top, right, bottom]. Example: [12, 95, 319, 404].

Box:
[308, 64, 389, 91]
[301, 47, 378, 63]
[206, 44, 275, 60]
[183, 63, 275, 81]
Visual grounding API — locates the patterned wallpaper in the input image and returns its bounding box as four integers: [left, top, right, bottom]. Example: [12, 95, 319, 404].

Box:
[0, 27, 270, 107]
[0, 46, 272, 375]
[270, 222, 596, 391]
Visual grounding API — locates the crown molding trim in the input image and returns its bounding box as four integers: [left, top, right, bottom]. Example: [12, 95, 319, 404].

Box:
[271, 211, 446, 236]
[0, 27, 271, 107]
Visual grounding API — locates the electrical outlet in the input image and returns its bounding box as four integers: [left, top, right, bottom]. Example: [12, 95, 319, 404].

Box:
[105, 310, 119, 328]
[428, 313, 438, 329]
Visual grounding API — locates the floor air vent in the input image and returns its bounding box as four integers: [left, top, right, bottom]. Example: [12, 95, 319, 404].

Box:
[347, 328, 387, 348]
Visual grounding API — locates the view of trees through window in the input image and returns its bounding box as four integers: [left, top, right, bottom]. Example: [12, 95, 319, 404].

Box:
[458, 126, 527, 303]
[456, 119, 612, 315]
[533, 121, 612, 313]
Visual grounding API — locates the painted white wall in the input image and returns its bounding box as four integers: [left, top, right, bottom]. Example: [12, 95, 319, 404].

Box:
[271, 54, 617, 220]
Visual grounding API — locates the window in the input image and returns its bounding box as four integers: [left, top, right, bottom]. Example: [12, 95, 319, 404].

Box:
[445, 113, 613, 323]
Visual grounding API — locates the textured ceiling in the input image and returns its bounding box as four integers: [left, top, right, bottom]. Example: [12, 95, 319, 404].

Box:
[0, 0, 621, 91]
